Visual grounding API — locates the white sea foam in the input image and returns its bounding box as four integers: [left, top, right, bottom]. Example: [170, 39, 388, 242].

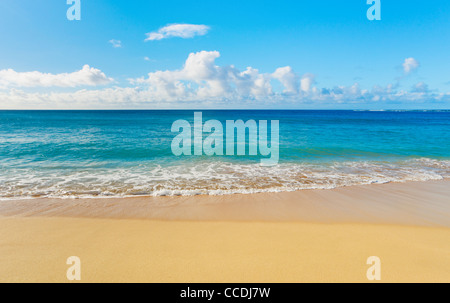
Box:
[0, 158, 448, 200]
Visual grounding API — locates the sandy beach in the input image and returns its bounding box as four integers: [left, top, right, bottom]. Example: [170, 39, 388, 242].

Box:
[1, 0, 450, 287]
[0, 180, 449, 283]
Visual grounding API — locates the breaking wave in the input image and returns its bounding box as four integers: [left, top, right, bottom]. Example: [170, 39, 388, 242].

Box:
[0, 158, 448, 199]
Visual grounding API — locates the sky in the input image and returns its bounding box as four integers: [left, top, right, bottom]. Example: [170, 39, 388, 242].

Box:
[0, 0, 449, 109]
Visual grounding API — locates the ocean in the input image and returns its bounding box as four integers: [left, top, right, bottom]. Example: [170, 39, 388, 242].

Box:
[0, 110, 449, 199]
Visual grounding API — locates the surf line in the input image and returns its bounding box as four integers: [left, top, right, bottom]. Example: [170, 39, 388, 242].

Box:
[171, 112, 279, 166]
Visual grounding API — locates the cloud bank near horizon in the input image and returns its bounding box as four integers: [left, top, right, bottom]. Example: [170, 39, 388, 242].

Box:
[0, 52, 448, 109]
[0, 65, 113, 89]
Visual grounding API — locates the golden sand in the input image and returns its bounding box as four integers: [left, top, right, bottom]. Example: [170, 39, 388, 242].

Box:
[0, 180, 449, 283]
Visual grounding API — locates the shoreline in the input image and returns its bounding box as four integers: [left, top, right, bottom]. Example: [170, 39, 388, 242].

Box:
[1, 175, 448, 201]
[1, 179, 449, 282]
[1, 179, 449, 227]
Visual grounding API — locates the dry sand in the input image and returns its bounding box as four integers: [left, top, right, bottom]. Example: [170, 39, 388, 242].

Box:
[0, 180, 449, 283]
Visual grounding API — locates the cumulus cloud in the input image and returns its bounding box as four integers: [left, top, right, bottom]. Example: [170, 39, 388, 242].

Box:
[272, 67, 299, 94]
[145, 24, 210, 41]
[0, 51, 449, 109]
[0, 65, 113, 88]
[109, 39, 122, 48]
[130, 51, 301, 100]
[403, 57, 420, 74]
[300, 73, 316, 93]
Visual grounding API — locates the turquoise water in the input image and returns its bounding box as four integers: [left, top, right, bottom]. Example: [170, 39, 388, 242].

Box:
[0, 110, 449, 198]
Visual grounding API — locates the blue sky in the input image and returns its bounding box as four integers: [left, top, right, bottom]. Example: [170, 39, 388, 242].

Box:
[0, 0, 449, 109]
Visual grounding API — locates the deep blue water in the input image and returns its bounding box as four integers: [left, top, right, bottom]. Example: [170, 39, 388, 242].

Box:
[0, 110, 449, 198]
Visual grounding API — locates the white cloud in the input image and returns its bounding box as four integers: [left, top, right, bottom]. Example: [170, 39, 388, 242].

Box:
[109, 39, 122, 48]
[145, 24, 210, 41]
[300, 73, 316, 93]
[1, 83, 448, 110]
[0, 65, 113, 88]
[272, 67, 299, 94]
[130, 51, 294, 100]
[0, 51, 449, 109]
[403, 57, 419, 74]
